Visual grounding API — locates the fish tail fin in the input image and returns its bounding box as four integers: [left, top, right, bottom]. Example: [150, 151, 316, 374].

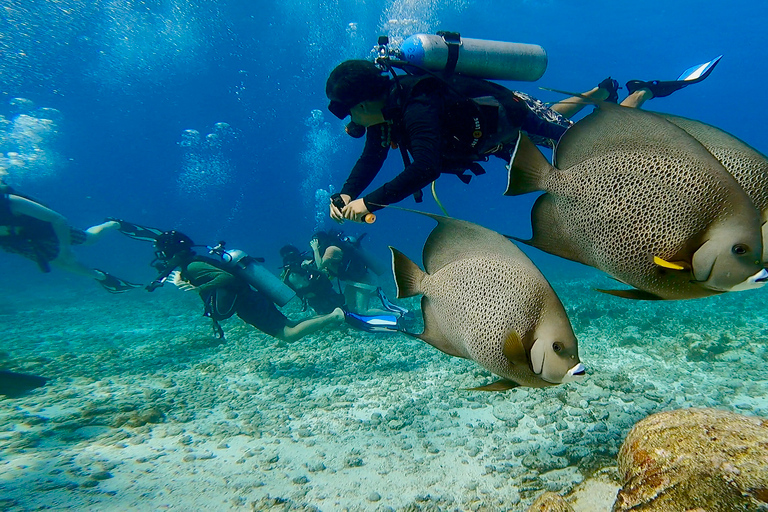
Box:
[504, 132, 554, 196]
[390, 247, 426, 298]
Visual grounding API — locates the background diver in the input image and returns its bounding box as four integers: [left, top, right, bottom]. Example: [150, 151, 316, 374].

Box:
[0, 181, 140, 293]
[324, 55, 722, 223]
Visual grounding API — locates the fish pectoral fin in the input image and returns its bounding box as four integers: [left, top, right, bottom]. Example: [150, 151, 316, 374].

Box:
[417, 296, 467, 359]
[594, 288, 665, 300]
[390, 247, 426, 298]
[502, 330, 528, 367]
[653, 256, 689, 271]
[468, 379, 521, 392]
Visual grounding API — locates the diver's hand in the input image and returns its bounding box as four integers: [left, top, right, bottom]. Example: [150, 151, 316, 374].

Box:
[170, 270, 197, 291]
[342, 198, 371, 223]
[329, 194, 351, 223]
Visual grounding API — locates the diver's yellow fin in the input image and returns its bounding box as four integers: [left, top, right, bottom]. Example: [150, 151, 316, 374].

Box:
[468, 380, 521, 392]
[653, 256, 688, 271]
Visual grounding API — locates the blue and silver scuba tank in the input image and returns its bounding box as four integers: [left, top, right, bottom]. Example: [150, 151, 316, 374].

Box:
[211, 245, 296, 307]
[399, 32, 547, 82]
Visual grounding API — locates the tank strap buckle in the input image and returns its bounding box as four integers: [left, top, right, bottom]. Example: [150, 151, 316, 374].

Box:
[436, 31, 462, 76]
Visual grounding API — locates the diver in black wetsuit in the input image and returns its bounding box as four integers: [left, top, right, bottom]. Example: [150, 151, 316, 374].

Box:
[324, 59, 720, 223]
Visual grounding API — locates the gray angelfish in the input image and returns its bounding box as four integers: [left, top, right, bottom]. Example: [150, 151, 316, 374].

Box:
[505, 102, 767, 300]
[660, 113, 768, 263]
[390, 212, 585, 390]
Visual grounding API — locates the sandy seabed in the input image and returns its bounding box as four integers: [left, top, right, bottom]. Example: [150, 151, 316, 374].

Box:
[1, 272, 767, 511]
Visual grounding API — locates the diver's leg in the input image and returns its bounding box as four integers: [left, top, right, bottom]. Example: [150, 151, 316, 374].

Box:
[551, 78, 618, 117]
[620, 88, 653, 108]
[82, 220, 120, 245]
[279, 308, 345, 342]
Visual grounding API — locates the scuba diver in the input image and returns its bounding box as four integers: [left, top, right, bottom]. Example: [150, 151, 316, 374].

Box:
[310, 230, 409, 319]
[147, 230, 344, 342]
[0, 182, 140, 292]
[279, 244, 345, 315]
[325, 33, 722, 222]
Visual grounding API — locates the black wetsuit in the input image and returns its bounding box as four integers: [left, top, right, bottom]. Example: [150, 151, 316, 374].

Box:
[340, 75, 570, 211]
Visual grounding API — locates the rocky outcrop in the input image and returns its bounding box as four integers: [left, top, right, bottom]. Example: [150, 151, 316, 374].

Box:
[613, 408, 768, 511]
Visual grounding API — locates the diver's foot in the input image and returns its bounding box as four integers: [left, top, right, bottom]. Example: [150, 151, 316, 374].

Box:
[597, 77, 620, 103]
[95, 270, 142, 293]
[626, 79, 689, 98]
[331, 307, 346, 323]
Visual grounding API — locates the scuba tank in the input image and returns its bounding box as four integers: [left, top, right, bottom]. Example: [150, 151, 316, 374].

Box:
[210, 244, 296, 307]
[399, 32, 547, 82]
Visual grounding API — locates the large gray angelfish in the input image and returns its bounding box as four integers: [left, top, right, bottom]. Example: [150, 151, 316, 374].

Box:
[660, 114, 768, 263]
[390, 212, 585, 390]
[505, 102, 768, 300]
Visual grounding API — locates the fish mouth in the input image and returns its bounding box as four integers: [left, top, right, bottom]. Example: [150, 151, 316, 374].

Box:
[728, 268, 768, 291]
[560, 363, 586, 383]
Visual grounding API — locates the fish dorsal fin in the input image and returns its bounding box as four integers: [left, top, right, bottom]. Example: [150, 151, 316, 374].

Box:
[594, 288, 665, 300]
[502, 330, 528, 367]
[554, 103, 710, 169]
[390, 246, 426, 298]
[523, 194, 592, 265]
[417, 296, 467, 359]
[504, 132, 554, 196]
[413, 211, 527, 275]
[469, 380, 520, 392]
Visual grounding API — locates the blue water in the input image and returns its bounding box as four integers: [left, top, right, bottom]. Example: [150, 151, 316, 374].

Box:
[2, 1, 768, 509]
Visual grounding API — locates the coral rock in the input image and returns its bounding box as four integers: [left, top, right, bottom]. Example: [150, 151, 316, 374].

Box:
[527, 492, 574, 512]
[614, 408, 768, 511]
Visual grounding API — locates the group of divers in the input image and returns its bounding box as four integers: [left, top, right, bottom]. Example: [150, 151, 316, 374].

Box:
[1, 31, 753, 395]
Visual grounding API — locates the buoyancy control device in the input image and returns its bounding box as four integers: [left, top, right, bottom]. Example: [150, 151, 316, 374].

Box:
[398, 31, 547, 82]
[208, 242, 296, 307]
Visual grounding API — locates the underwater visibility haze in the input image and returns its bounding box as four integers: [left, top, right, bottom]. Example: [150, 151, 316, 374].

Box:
[1, 0, 767, 510]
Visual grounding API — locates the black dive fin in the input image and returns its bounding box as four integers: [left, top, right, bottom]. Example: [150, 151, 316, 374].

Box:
[107, 218, 166, 242]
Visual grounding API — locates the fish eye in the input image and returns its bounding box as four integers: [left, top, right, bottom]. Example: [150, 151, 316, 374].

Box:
[732, 244, 748, 255]
[552, 342, 563, 353]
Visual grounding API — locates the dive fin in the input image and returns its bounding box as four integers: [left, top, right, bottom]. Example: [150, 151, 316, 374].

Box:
[595, 288, 665, 300]
[0, 370, 49, 397]
[107, 217, 165, 242]
[677, 55, 723, 82]
[469, 379, 521, 392]
[376, 287, 410, 316]
[390, 247, 426, 298]
[95, 270, 142, 293]
[504, 133, 554, 196]
[344, 311, 401, 334]
[626, 55, 722, 98]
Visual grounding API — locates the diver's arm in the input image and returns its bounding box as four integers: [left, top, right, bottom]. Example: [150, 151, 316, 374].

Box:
[339, 124, 389, 200]
[185, 261, 239, 292]
[361, 97, 442, 211]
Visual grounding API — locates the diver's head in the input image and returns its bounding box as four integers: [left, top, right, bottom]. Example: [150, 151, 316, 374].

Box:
[280, 244, 303, 266]
[154, 230, 195, 263]
[326, 60, 390, 125]
[322, 245, 344, 275]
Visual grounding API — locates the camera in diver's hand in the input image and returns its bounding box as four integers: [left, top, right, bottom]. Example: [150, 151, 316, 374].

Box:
[330, 193, 347, 212]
